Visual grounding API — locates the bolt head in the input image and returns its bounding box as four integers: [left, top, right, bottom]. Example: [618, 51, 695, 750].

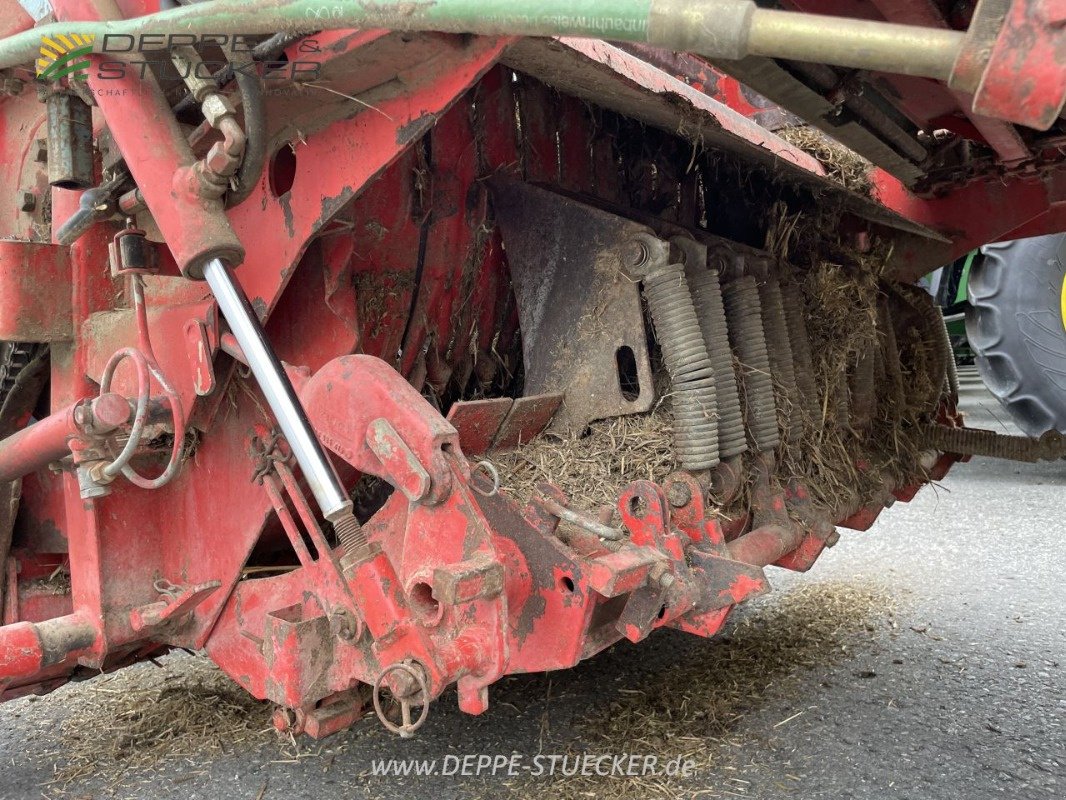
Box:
[33, 139, 47, 162]
[19, 192, 35, 212]
[204, 141, 238, 178]
[666, 481, 692, 508]
[329, 608, 357, 641]
[622, 240, 648, 269]
[90, 393, 133, 431]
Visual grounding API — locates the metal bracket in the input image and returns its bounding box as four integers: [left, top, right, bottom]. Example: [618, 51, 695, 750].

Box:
[489, 180, 656, 432]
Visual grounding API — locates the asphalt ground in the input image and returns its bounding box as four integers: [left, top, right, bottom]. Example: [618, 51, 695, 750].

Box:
[0, 366, 1062, 799]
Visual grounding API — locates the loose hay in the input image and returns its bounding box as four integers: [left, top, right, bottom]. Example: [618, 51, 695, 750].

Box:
[764, 203, 938, 513]
[39, 654, 274, 792]
[491, 404, 676, 510]
[776, 126, 873, 195]
[505, 579, 900, 800]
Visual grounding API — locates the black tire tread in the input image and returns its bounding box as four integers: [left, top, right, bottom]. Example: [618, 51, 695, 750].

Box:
[966, 235, 1066, 436]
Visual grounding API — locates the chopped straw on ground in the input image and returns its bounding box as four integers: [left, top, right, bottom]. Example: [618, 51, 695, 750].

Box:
[37, 655, 275, 793]
[500, 579, 901, 800]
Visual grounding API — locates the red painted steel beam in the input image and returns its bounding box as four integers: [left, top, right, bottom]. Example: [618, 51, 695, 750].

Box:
[0, 407, 78, 483]
[872, 170, 1065, 266]
[0, 614, 96, 682]
[54, 0, 244, 278]
[728, 524, 808, 567]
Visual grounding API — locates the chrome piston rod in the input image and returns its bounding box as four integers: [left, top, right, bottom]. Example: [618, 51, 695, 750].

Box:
[202, 257, 353, 522]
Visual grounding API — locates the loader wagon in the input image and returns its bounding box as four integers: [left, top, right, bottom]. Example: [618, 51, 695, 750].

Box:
[0, 0, 1063, 739]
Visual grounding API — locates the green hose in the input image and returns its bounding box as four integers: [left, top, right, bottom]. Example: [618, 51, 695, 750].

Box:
[1, 0, 964, 97]
[0, 0, 655, 69]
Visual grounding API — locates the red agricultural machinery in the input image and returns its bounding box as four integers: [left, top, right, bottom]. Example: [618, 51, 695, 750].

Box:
[0, 0, 1064, 738]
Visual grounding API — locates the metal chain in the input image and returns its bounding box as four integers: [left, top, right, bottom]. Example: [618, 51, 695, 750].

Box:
[0, 341, 40, 400]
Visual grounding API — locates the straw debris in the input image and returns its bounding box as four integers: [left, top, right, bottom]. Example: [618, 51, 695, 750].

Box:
[777, 126, 873, 194]
[768, 224, 938, 511]
[491, 404, 676, 510]
[38, 654, 274, 793]
[503, 579, 900, 800]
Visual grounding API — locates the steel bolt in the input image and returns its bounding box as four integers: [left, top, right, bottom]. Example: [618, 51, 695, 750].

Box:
[329, 608, 357, 641]
[90, 393, 133, 432]
[20, 192, 36, 212]
[33, 139, 47, 163]
[622, 239, 648, 269]
[666, 481, 692, 508]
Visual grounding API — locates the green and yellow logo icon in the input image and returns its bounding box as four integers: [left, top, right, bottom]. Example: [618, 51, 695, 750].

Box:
[36, 33, 95, 81]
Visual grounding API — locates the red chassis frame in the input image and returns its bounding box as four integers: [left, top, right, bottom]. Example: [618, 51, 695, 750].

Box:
[0, 0, 1047, 736]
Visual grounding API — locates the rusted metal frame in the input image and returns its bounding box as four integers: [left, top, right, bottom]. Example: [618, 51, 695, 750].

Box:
[515, 76, 560, 183]
[969, 0, 1066, 129]
[503, 37, 950, 244]
[2, 551, 73, 629]
[470, 67, 522, 391]
[398, 90, 482, 391]
[227, 34, 512, 322]
[258, 461, 367, 643]
[873, 171, 1063, 276]
[621, 45, 799, 130]
[791, 0, 1031, 163]
[346, 147, 424, 364]
[546, 37, 827, 176]
[556, 94, 598, 193]
[295, 356, 506, 711]
[262, 241, 359, 376]
[587, 108, 626, 205]
[0, 92, 53, 245]
[0, 242, 72, 343]
[66, 32, 507, 406]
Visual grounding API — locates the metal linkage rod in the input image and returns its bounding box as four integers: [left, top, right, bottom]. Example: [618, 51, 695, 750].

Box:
[0, 1, 966, 83]
[202, 258, 353, 523]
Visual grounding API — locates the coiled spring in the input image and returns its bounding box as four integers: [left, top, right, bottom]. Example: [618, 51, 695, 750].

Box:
[642, 262, 720, 470]
[687, 263, 747, 460]
[722, 276, 779, 453]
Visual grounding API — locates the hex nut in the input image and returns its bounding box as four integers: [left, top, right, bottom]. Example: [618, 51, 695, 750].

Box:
[200, 93, 236, 129]
[204, 141, 239, 177]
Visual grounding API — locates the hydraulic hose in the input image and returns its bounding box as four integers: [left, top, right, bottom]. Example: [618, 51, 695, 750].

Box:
[223, 47, 266, 208]
[0, 1, 965, 83]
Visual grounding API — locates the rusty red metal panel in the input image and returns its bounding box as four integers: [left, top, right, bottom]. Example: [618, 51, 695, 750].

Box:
[446, 398, 513, 456]
[0, 242, 71, 341]
[399, 89, 483, 385]
[974, 0, 1066, 129]
[490, 394, 563, 451]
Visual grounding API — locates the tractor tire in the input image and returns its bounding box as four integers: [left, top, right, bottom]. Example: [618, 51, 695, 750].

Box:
[966, 234, 1066, 436]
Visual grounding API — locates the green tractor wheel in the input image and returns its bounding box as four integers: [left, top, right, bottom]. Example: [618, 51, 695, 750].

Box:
[966, 234, 1066, 436]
